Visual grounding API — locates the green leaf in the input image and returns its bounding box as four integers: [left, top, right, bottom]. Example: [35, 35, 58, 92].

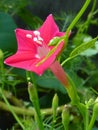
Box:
[70, 36, 98, 58]
[0, 12, 17, 52]
[61, 36, 98, 66]
[80, 48, 98, 57]
[35, 72, 66, 94]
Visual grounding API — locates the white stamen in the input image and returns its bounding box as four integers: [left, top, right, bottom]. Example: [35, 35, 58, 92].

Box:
[26, 34, 32, 38]
[36, 40, 42, 45]
[34, 31, 40, 36]
[33, 37, 38, 42]
[33, 37, 43, 45]
[38, 36, 43, 41]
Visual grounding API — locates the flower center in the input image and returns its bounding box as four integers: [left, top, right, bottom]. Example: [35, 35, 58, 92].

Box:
[26, 31, 50, 59]
[33, 31, 50, 58]
[33, 31, 43, 45]
[37, 45, 49, 58]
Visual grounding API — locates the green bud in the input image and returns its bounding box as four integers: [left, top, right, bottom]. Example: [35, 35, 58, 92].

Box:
[52, 93, 59, 122]
[52, 93, 59, 112]
[0, 49, 3, 59]
[28, 82, 38, 104]
[48, 37, 60, 46]
[62, 105, 70, 129]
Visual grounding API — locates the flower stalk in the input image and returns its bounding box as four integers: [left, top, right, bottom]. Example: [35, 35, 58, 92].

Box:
[28, 82, 44, 130]
[50, 61, 80, 104]
[63, 0, 91, 48]
[50, 61, 90, 130]
[88, 98, 98, 130]
[0, 100, 64, 116]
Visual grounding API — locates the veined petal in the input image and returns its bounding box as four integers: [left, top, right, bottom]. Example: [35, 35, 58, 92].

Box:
[4, 51, 38, 71]
[15, 29, 37, 53]
[4, 42, 64, 75]
[55, 32, 65, 37]
[38, 14, 60, 44]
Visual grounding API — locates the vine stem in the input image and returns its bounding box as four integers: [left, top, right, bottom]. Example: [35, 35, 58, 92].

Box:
[0, 100, 64, 116]
[64, 0, 91, 42]
[88, 114, 96, 130]
[61, 0, 91, 66]
[77, 104, 89, 130]
[91, 0, 96, 13]
[0, 88, 25, 130]
[88, 98, 98, 130]
[26, 71, 44, 130]
[50, 60, 91, 130]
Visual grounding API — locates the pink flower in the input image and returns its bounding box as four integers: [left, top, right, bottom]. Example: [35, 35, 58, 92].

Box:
[4, 14, 65, 75]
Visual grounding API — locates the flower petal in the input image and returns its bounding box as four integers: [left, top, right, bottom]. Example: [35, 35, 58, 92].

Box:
[38, 14, 60, 44]
[4, 51, 38, 71]
[32, 41, 64, 75]
[15, 29, 37, 53]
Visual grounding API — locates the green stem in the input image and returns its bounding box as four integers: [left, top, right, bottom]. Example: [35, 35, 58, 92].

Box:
[0, 88, 25, 130]
[61, 57, 71, 66]
[27, 71, 44, 130]
[88, 100, 98, 130]
[88, 114, 96, 130]
[91, 0, 97, 13]
[77, 0, 97, 33]
[50, 61, 90, 130]
[85, 108, 89, 130]
[63, 123, 69, 130]
[78, 104, 89, 130]
[67, 77, 89, 130]
[0, 58, 5, 88]
[64, 72, 89, 130]
[63, 0, 91, 46]
[0, 100, 64, 116]
[2, 89, 23, 107]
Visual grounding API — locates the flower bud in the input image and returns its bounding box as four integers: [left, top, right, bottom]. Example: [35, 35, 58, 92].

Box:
[62, 105, 70, 129]
[52, 93, 59, 122]
[48, 37, 60, 46]
[28, 82, 38, 103]
[0, 49, 3, 59]
[52, 93, 59, 111]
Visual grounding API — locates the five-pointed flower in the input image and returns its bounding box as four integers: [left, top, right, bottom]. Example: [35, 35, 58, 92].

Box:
[4, 14, 65, 75]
